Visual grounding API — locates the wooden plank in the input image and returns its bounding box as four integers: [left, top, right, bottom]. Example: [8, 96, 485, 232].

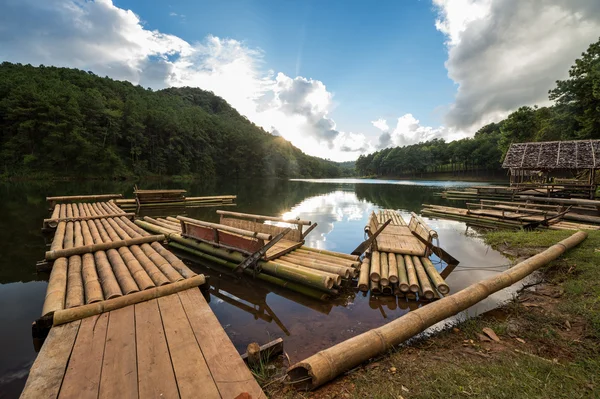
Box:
[178, 289, 266, 399]
[135, 299, 180, 399]
[98, 307, 138, 399]
[58, 314, 109, 399]
[21, 321, 82, 399]
[158, 293, 221, 399]
[265, 239, 304, 260]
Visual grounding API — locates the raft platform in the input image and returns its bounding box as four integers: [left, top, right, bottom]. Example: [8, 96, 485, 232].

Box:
[24, 196, 265, 398]
[357, 210, 452, 301]
[115, 187, 236, 210]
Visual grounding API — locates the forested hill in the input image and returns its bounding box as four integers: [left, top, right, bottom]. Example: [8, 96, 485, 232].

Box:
[0, 62, 346, 179]
[356, 37, 600, 177]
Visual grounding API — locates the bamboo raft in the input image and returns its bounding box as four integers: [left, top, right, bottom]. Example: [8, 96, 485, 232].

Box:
[136, 212, 360, 300]
[114, 187, 236, 210]
[440, 183, 597, 202]
[422, 203, 600, 230]
[358, 210, 450, 301]
[24, 196, 265, 399]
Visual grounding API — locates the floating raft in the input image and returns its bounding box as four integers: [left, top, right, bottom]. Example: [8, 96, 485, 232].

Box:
[135, 212, 360, 300]
[358, 210, 450, 301]
[115, 187, 236, 209]
[24, 196, 265, 398]
[440, 184, 596, 202]
[422, 203, 600, 230]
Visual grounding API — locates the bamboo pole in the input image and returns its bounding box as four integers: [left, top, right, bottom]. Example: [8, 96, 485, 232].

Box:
[370, 251, 381, 282]
[380, 252, 389, 286]
[287, 231, 588, 390]
[41, 258, 67, 316]
[388, 253, 398, 284]
[396, 255, 409, 293]
[53, 275, 206, 326]
[370, 280, 381, 295]
[382, 286, 393, 295]
[80, 220, 103, 303]
[136, 220, 336, 291]
[404, 255, 419, 293]
[168, 242, 331, 300]
[412, 256, 434, 300]
[45, 235, 166, 260]
[86, 220, 123, 299]
[47, 194, 122, 203]
[217, 210, 312, 226]
[177, 216, 273, 240]
[300, 246, 359, 262]
[275, 259, 342, 287]
[143, 216, 182, 231]
[421, 257, 450, 295]
[50, 205, 60, 221]
[65, 222, 84, 308]
[358, 255, 371, 292]
[66, 204, 73, 218]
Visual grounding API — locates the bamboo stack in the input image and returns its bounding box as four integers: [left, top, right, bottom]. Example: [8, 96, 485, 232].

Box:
[359, 209, 449, 301]
[115, 195, 237, 209]
[135, 218, 360, 299]
[40, 201, 199, 318]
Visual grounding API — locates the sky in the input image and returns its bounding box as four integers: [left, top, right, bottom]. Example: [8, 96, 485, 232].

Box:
[1, 1, 599, 161]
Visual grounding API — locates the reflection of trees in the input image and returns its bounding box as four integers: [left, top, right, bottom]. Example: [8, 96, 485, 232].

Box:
[354, 184, 447, 213]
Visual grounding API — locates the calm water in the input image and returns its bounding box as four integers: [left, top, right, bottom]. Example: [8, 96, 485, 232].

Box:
[0, 178, 518, 397]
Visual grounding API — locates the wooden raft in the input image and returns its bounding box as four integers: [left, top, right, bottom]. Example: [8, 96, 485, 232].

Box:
[21, 288, 265, 399]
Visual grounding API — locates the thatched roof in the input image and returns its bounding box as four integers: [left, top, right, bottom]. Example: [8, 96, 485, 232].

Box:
[502, 140, 600, 170]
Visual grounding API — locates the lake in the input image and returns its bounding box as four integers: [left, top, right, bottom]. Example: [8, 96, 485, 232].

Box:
[0, 178, 517, 397]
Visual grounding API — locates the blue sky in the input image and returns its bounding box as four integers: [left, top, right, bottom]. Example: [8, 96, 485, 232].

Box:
[1, 0, 599, 161]
[113, 0, 455, 131]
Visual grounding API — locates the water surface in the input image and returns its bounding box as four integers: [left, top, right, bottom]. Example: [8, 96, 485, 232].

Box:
[0, 178, 518, 397]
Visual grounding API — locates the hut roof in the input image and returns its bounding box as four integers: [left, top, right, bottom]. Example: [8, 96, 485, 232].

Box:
[502, 140, 600, 170]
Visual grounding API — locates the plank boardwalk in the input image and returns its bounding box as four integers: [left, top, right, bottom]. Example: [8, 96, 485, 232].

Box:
[21, 288, 266, 399]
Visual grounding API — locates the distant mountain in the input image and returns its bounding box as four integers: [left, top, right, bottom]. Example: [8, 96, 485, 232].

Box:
[0, 62, 345, 179]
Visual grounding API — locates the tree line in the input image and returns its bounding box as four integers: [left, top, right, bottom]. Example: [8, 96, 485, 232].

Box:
[0, 63, 350, 180]
[356, 37, 600, 177]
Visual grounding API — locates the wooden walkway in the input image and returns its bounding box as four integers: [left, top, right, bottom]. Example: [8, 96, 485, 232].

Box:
[23, 197, 265, 399]
[22, 288, 264, 399]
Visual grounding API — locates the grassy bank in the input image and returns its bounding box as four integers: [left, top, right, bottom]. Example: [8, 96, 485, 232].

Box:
[268, 230, 600, 398]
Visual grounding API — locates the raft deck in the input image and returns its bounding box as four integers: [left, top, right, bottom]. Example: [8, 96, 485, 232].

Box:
[22, 289, 265, 399]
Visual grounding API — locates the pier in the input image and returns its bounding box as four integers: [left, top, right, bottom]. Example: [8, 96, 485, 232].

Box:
[23, 196, 265, 399]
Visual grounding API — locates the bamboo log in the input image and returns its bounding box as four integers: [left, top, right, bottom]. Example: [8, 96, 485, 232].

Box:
[86, 220, 123, 299]
[370, 280, 381, 295]
[388, 253, 398, 284]
[410, 212, 438, 239]
[44, 213, 134, 229]
[41, 258, 67, 316]
[79, 221, 103, 303]
[358, 255, 371, 292]
[50, 222, 67, 252]
[421, 257, 450, 295]
[66, 204, 73, 218]
[216, 210, 311, 226]
[53, 275, 206, 326]
[412, 256, 434, 300]
[143, 216, 182, 231]
[382, 286, 393, 295]
[280, 254, 352, 278]
[396, 255, 409, 292]
[379, 252, 389, 286]
[287, 231, 588, 390]
[404, 255, 419, 293]
[177, 216, 273, 240]
[65, 222, 84, 308]
[370, 251, 381, 282]
[168, 242, 331, 300]
[300, 246, 359, 262]
[50, 205, 60, 221]
[45, 235, 166, 260]
[136, 220, 335, 291]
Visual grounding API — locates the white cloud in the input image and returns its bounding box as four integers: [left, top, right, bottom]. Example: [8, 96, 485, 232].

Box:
[371, 114, 468, 148]
[0, 0, 368, 161]
[434, 0, 600, 130]
[371, 118, 389, 132]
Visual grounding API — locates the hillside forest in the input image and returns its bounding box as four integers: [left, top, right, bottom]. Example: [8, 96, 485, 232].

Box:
[355, 37, 600, 177]
[0, 63, 351, 180]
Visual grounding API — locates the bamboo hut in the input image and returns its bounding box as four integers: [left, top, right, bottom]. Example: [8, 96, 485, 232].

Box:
[502, 140, 600, 199]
